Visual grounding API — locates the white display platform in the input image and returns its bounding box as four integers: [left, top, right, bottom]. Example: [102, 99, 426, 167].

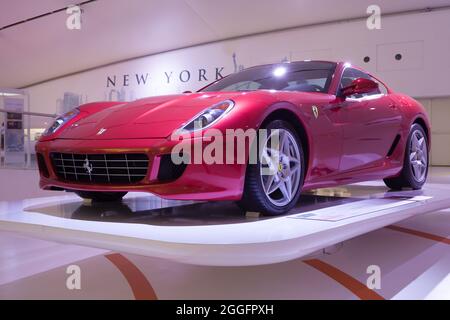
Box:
[1, 183, 449, 266]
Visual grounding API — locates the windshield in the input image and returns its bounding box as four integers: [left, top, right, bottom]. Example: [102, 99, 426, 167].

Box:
[201, 61, 336, 93]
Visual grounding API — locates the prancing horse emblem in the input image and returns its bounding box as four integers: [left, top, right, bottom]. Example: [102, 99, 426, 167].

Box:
[83, 157, 93, 175]
[312, 105, 319, 119]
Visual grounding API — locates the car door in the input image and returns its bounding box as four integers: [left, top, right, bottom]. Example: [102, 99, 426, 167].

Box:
[337, 68, 402, 172]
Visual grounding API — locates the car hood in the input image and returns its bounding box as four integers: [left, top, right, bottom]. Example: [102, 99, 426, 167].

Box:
[57, 92, 242, 140]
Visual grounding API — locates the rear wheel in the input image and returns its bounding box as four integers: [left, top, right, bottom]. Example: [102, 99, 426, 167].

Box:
[74, 191, 128, 202]
[238, 120, 305, 216]
[384, 123, 428, 190]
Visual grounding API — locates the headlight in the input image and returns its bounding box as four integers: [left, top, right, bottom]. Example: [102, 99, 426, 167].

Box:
[44, 108, 80, 136]
[178, 100, 234, 132]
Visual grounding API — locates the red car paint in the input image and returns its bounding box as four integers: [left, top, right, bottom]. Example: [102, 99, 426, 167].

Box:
[36, 61, 430, 200]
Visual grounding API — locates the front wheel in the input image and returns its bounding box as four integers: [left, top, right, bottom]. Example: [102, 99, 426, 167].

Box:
[238, 120, 305, 216]
[384, 123, 429, 190]
[74, 191, 128, 202]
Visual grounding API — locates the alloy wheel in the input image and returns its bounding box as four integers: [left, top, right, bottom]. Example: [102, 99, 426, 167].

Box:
[259, 129, 301, 206]
[409, 129, 428, 182]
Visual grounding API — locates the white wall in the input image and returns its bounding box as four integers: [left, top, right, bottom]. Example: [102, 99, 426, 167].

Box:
[24, 8, 450, 165]
[416, 97, 450, 166]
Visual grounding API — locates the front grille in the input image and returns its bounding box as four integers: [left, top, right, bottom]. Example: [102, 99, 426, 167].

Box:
[50, 152, 149, 184]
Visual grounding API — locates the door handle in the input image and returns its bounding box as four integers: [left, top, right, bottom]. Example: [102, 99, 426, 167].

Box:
[323, 104, 342, 111]
[388, 103, 397, 109]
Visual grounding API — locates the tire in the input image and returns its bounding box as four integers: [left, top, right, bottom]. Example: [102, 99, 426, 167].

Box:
[238, 120, 305, 216]
[384, 123, 429, 190]
[74, 191, 128, 202]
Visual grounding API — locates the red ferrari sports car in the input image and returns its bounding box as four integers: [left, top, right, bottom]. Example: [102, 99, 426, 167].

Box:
[36, 61, 430, 215]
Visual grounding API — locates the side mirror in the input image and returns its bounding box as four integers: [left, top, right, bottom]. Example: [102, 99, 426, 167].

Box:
[342, 78, 379, 97]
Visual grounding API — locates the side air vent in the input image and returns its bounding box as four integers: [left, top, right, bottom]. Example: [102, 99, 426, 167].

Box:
[387, 134, 401, 157]
[37, 153, 49, 178]
[157, 154, 187, 182]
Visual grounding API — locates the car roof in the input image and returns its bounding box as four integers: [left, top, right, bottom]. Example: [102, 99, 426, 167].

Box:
[242, 60, 342, 70]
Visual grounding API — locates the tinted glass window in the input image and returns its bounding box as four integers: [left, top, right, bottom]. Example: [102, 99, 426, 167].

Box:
[371, 77, 389, 95]
[201, 61, 337, 93]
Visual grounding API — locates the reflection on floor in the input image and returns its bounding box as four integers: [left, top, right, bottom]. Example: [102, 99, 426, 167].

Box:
[25, 194, 360, 226]
[0, 167, 449, 299]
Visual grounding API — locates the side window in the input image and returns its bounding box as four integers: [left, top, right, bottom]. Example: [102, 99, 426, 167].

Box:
[340, 68, 358, 91]
[222, 81, 261, 91]
[370, 76, 388, 95]
[339, 68, 384, 99]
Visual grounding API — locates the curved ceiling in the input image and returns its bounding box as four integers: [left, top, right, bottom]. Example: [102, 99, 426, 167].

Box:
[1, 0, 450, 88]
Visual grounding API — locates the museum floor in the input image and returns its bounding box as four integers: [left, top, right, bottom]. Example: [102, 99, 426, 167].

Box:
[0, 167, 449, 299]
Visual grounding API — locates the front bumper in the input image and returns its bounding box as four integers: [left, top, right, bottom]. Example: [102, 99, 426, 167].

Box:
[36, 138, 246, 201]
